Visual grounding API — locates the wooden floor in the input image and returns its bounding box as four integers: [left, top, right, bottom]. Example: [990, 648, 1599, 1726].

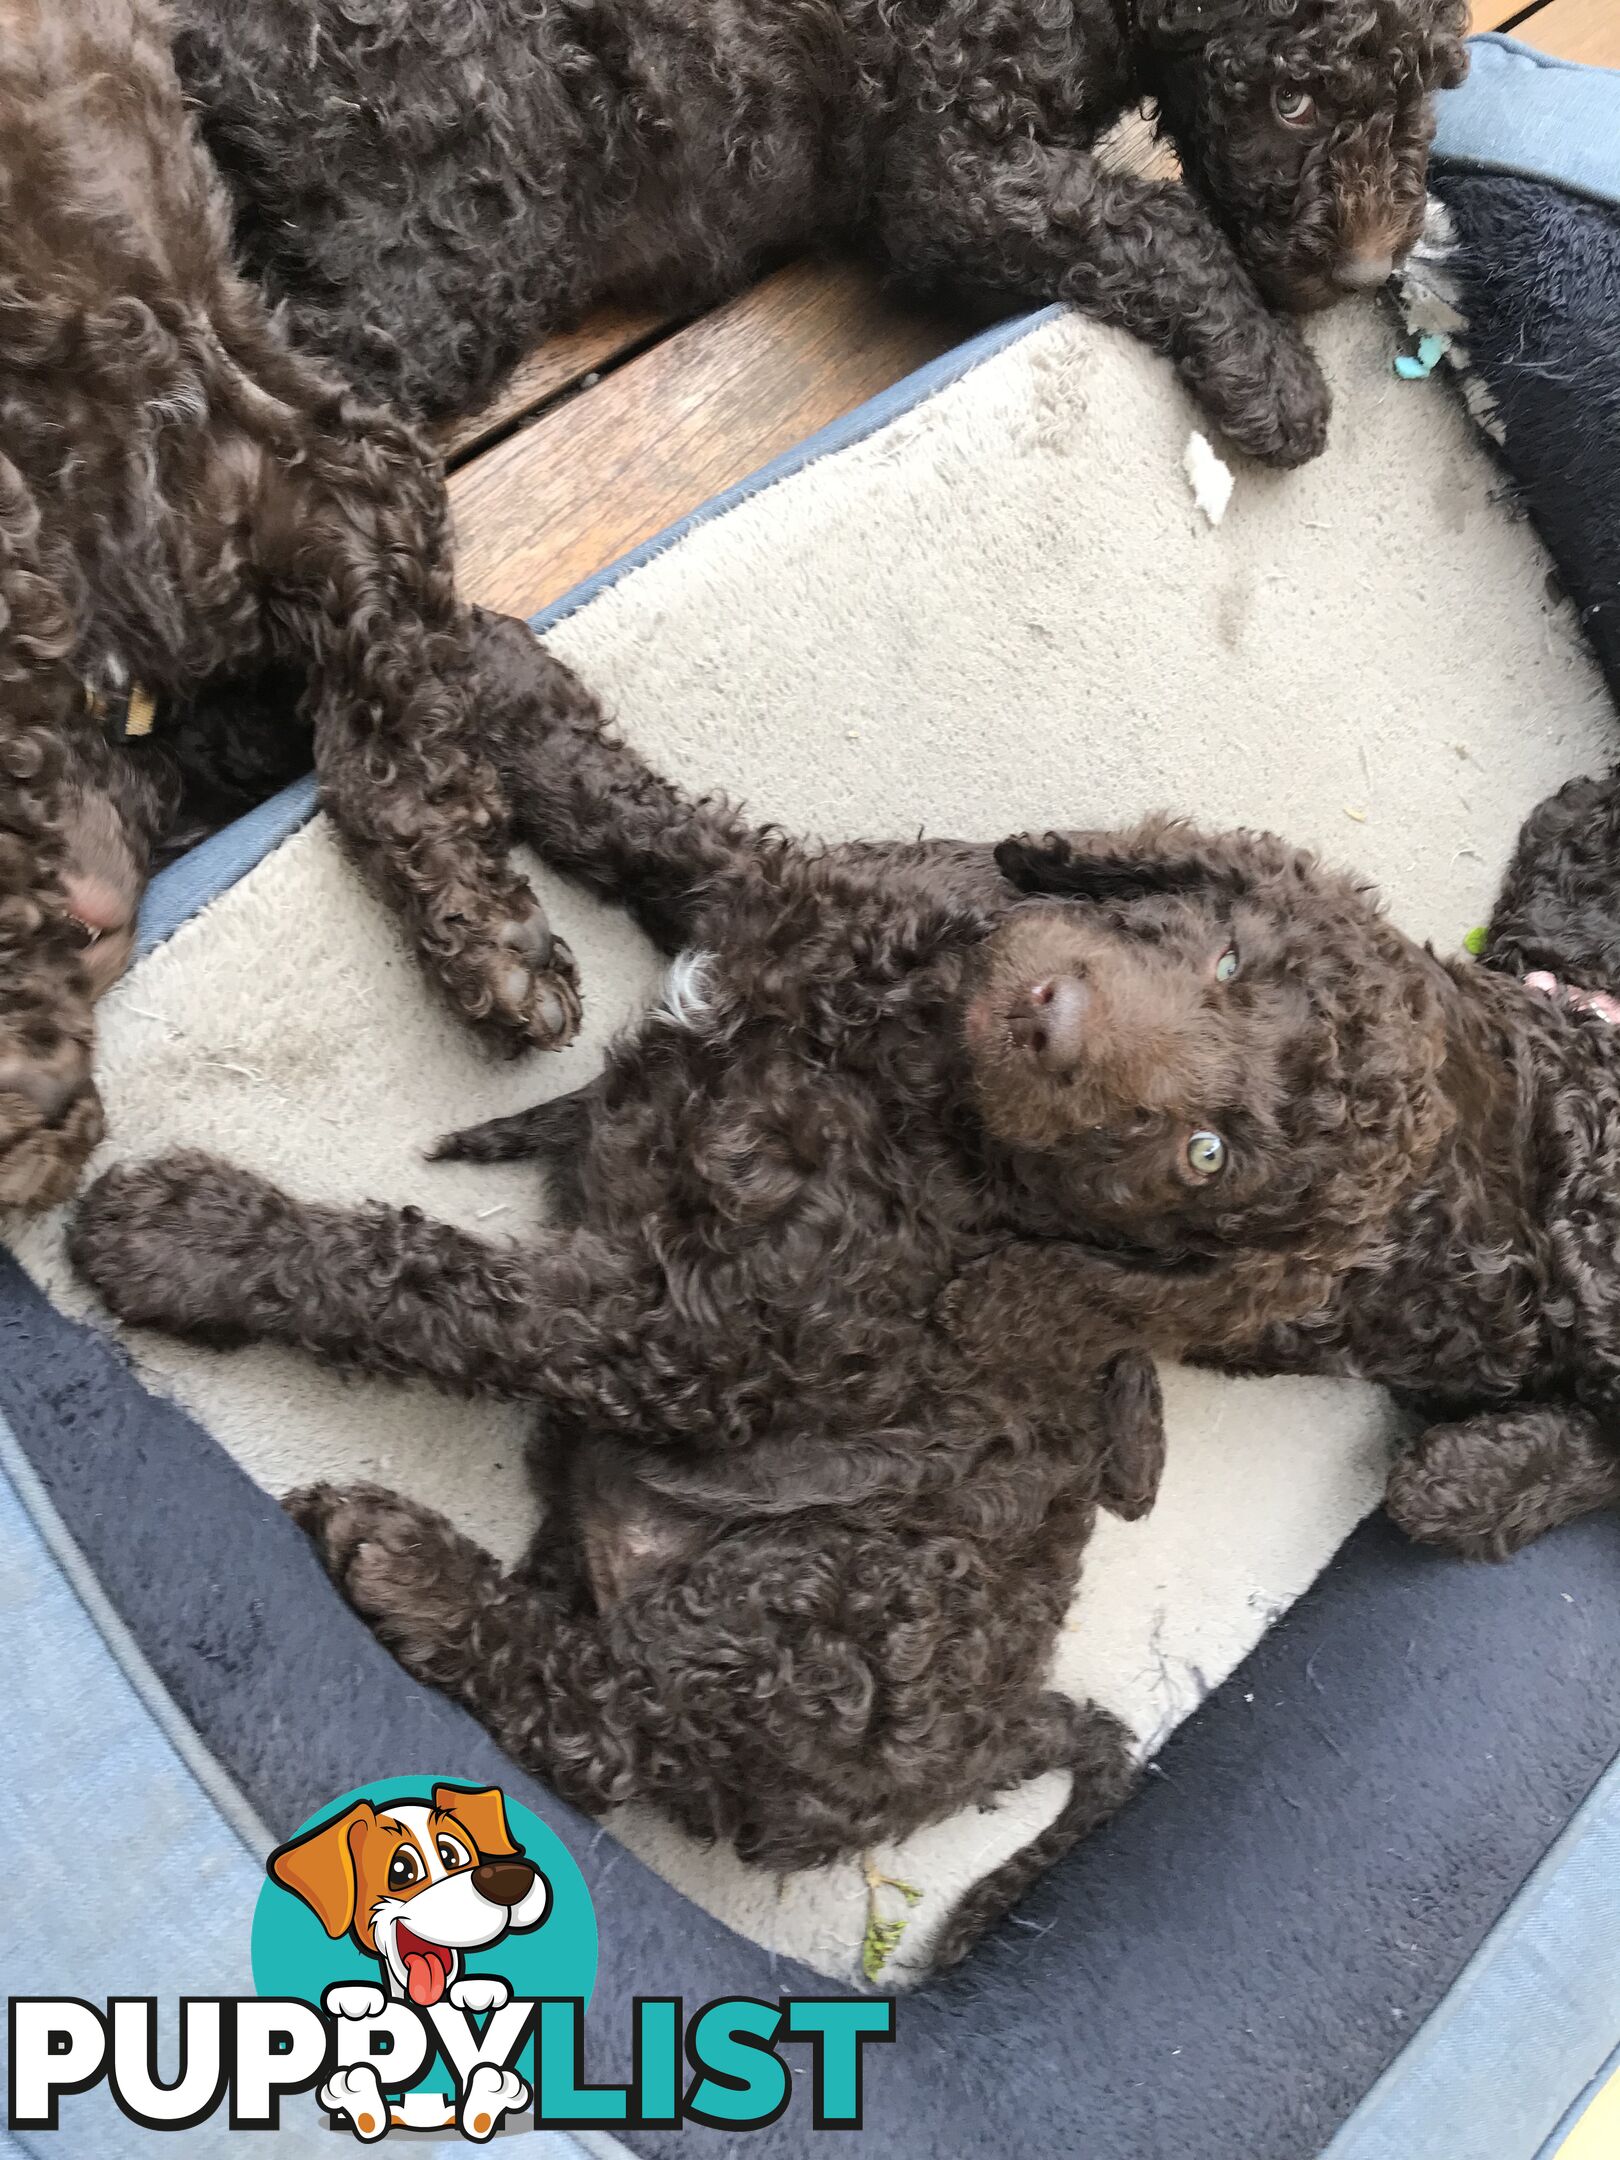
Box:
[448, 9, 1619, 619]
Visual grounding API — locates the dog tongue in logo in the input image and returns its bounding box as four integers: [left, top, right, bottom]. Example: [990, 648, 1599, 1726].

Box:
[396, 1926, 453, 2007]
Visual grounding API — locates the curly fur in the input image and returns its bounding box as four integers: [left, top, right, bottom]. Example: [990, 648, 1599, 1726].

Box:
[945, 794, 1620, 1560]
[0, 0, 602, 1210]
[172, 0, 1467, 464]
[70, 753, 1620, 1951]
[70, 657, 1182, 1963]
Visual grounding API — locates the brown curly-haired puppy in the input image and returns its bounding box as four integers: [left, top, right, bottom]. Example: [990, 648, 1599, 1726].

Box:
[72, 648, 1170, 1961]
[947, 808, 1620, 1561]
[173, 0, 1468, 464]
[81, 758, 1620, 1561]
[0, 0, 586, 1211]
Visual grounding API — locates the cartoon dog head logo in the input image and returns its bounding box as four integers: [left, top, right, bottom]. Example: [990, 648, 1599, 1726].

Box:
[269, 1783, 552, 2009]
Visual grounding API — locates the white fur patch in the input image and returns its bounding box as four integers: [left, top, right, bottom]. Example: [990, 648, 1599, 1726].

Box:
[656, 948, 717, 1031]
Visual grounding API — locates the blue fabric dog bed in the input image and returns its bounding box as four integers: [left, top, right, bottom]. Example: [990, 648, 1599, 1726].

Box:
[7, 38, 1620, 2160]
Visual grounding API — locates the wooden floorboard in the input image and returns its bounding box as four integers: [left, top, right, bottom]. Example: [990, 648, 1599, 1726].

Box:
[436, 303, 676, 466]
[1510, 0, 1620, 66]
[450, 258, 979, 618]
[444, 4, 1620, 615]
[1470, 0, 1532, 29]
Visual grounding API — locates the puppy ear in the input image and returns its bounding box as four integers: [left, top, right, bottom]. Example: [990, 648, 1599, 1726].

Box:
[1095, 1353, 1166, 1522]
[267, 1801, 373, 1938]
[432, 1783, 521, 1861]
[996, 816, 1273, 902]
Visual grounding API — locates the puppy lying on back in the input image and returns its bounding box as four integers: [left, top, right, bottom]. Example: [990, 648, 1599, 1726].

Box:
[72, 652, 1168, 1963]
[75, 726, 1620, 1937]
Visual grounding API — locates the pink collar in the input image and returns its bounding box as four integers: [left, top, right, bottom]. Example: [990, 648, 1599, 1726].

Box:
[1523, 971, 1620, 1026]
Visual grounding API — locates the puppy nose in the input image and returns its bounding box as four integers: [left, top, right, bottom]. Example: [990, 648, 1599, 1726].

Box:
[472, 1859, 537, 1907]
[1334, 247, 1395, 292]
[1009, 976, 1088, 1075]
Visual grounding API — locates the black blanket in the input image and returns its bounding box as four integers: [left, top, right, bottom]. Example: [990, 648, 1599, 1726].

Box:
[1432, 170, 1620, 708]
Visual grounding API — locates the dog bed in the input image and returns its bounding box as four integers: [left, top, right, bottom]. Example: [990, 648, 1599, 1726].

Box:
[1401, 36, 1620, 718]
[7, 61, 1620, 2160]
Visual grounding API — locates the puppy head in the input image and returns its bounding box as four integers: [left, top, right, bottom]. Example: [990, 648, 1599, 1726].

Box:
[1139, 0, 1468, 311]
[967, 817, 1451, 1269]
[267, 1786, 550, 2005]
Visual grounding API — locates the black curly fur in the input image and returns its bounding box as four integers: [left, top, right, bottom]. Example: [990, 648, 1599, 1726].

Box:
[173, 0, 1468, 464]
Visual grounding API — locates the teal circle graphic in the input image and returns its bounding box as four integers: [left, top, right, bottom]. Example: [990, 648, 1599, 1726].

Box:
[251, 1775, 597, 2102]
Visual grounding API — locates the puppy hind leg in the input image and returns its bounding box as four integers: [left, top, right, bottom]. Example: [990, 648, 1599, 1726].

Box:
[288, 1481, 651, 1818]
[1387, 1403, 1620, 1561]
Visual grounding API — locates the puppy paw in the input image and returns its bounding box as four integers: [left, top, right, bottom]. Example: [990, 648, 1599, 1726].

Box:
[1196, 333, 1331, 469]
[285, 1482, 498, 1681]
[459, 2064, 529, 2142]
[320, 2063, 390, 2142]
[0, 1038, 103, 1213]
[324, 1983, 388, 2022]
[447, 1976, 511, 2015]
[69, 1152, 277, 1332]
[454, 893, 582, 1054]
[286, 1481, 435, 1592]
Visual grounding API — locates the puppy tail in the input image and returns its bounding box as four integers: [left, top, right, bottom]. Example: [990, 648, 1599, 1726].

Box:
[430, 1079, 603, 1165]
[430, 1108, 555, 1163]
[928, 1699, 1139, 1972]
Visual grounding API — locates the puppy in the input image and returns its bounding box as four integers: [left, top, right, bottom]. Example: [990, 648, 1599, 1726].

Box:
[76, 763, 1620, 1885]
[72, 675, 1171, 1961]
[0, 0, 593, 1211]
[945, 806, 1620, 1559]
[173, 0, 1468, 464]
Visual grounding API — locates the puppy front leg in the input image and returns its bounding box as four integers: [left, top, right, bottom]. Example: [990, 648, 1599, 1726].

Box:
[70, 1152, 653, 1416]
[877, 131, 1329, 467]
[251, 407, 580, 1053]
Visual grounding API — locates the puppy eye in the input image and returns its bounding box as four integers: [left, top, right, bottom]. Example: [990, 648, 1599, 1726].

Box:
[1273, 87, 1317, 127]
[436, 1836, 470, 1870]
[387, 1850, 421, 1891]
[1187, 1130, 1227, 1177]
[1214, 945, 1239, 983]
